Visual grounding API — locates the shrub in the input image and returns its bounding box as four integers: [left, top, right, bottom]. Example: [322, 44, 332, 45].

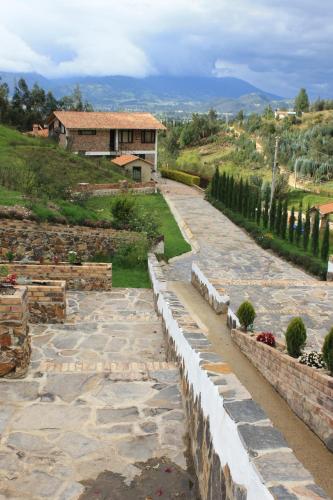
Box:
[113, 236, 149, 268]
[299, 351, 326, 369]
[285, 317, 307, 357]
[111, 194, 136, 229]
[322, 328, 333, 374]
[256, 332, 276, 347]
[160, 168, 200, 186]
[236, 301, 256, 331]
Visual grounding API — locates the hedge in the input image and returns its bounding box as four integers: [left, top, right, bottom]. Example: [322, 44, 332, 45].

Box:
[160, 168, 200, 187]
[208, 195, 327, 280]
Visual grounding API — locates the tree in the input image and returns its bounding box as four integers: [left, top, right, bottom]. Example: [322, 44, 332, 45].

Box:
[242, 180, 249, 216]
[285, 317, 307, 358]
[275, 198, 283, 236]
[289, 206, 296, 243]
[294, 88, 309, 115]
[303, 205, 311, 251]
[295, 205, 303, 246]
[269, 197, 276, 231]
[238, 178, 243, 213]
[281, 199, 288, 240]
[211, 167, 219, 198]
[256, 190, 261, 225]
[263, 190, 269, 228]
[321, 220, 330, 261]
[311, 210, 320, 257]
[236, 110, 244, 122]
[322, 328, 333, 374]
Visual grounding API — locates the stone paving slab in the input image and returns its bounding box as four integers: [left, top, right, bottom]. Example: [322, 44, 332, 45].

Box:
[0, 289, 189, 500]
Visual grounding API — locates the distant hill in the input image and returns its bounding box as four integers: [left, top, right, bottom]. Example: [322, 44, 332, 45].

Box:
[0, 71, 291, 115]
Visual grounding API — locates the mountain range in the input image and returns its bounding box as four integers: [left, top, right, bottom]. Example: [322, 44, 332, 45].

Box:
[0, 72, 291, 116]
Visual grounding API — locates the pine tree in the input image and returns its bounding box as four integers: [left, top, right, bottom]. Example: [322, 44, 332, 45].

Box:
[289, 206, 296, 243]
[269, 197, 276, 231]
[242, 181, 249, 216]
[281, 199, 288, 240]
[232, 180, 238, 210]
[238, 178, 243, 213]
[256, 190, 261, 225]
[295, 88, 310, 115]
[228, 176, 234, 208]
[311, 210, 320, 257]
[295, 205, 303, 246]
[263, 191, 269, 228]
[224, 175, 229, 205]
[303, 204, 311, 251]
[220, 172, 226, 201]
[275, 199, 283, 236]
[212, 167, 219, 198]
[321, 220, 330, 261]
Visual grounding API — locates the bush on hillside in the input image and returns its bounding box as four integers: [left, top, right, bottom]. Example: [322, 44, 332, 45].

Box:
[236, 301, 256, 331]
[160, 168, 200, 186]
[285, 317, 307, 358]
[111, 195, 136, 229]
[322, 328, 333, 374]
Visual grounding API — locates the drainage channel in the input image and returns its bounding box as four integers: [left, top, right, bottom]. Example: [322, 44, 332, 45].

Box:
[168, 281, 333, 498]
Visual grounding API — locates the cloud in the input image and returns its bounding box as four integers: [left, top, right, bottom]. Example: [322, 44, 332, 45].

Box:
[0, 0, 333, 96]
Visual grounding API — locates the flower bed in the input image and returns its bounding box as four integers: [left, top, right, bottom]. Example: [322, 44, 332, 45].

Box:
[0, 286, 31, 378]
[231, 328, 333, 451]
[2, 262, 112, 291]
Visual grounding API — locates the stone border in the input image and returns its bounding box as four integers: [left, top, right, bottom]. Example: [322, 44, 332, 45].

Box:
[25, 280, 66, 323]
[231, 328, 333, 452]
[191, 262, 230, 314]
[3, 262, 112, 291]
[148, 256, 326, 499]
[75, 180, 157, 196]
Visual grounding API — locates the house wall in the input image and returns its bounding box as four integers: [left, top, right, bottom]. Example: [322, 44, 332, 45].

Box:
[123, 159, 152, 182]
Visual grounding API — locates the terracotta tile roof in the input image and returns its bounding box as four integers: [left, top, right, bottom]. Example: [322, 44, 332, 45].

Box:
[48, 111, 166, 130]
[24, 124, 48, 138]
[111, 155, 153, 167]
[316, 201, 333, 215]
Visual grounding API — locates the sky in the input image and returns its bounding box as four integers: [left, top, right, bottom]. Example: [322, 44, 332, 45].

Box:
[0, 0, 333, 97]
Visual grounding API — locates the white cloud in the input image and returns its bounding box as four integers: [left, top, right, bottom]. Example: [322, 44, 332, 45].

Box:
[0, 0, 333, 96]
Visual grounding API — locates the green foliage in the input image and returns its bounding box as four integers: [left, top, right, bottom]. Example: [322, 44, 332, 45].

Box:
[311, 210, 320, 257]
[281, 199, 288, 240]
[236, 301, 256, 331]
[289, 206, 295, 243]
[321, 220, 330, 261]
[294, 88, 310, 115]
[113, 236, 149, 268]
[322, 328, 333, 374]
[285, 317, 307, 358]
[176, 152, 202, 174]
[303, 205, 311, 251]
[160, 168, 200, 186]
[275, 198, 282, 236]
[263, 190, 269, 229]
[111, 194, 136, 229]
[296, 205, 303, 246]
[269, 197, 276, 231]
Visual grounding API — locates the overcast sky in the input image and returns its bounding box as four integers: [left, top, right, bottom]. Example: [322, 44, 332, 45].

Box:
[1, 0, 332, 97]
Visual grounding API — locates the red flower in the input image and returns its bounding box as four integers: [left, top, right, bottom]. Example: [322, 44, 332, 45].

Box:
[256, 332, 276, 347]
[4, 273, 17, 285]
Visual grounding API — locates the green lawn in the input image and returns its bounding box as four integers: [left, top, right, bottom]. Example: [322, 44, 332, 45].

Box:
[87, 192, 191, 260]
[0, 185, 24, 206]
[112, 266, 151, 288]
[287, 189, 333, 210]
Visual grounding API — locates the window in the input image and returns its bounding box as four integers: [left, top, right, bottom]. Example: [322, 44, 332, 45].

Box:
[132, 166, 142, 182]
[78, 130, 96, 135]
[119, 130, 133, 143]
[141, 130, 156, 143]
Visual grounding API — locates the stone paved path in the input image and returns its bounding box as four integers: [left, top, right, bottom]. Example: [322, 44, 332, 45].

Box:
[160, 180, 333, 348]
[0, 289, 190, 500]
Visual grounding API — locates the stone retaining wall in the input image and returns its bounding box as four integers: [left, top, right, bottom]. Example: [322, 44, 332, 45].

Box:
[0, 219, 138, 262]
[4, 262, 112, 291]
[75, 180, 156, 196]
[26, 280, 66, 323]
[0, 287, 31, 378]
[191, 263, 230, 314]
[148, 256, 326, 499]
[231, 329, 333, 452]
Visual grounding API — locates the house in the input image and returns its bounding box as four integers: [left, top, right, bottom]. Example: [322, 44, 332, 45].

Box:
[310, 201, 333, 229]
[274, 110, 297, 120]
[25, 124, 49, 138]
[46, 111, 166, 171]
[111, 155, 153, 183]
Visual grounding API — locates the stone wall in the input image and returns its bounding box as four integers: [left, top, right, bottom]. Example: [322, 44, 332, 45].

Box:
[231, 328, 333, 452]
[26, 280, 66, 323]
[148, 256, 326, 499]
[75, 180, 156, 197]
[4, 263, 112, 291]
[191, 263, 230, 314]
[0, 287, 31, 378]
[0, 219, 137, 262]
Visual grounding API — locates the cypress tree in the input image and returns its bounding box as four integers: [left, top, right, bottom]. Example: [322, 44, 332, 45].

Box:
[256, 190, 261, 225]
[295, 204, 303, 246]
[281, 199, 288, 240]
[311, 210, 320, 257]
[220, 172, 226, 201]
[275, 198, 283, 236]
[242, 181, 249, 216]
[238, 178, 244, 213]
[263, 190, 269, 228]
[303, 204, 311, 251]
[232, 180, 238, 210]
[269, 197, 276, 231]
[289, 206, 296, 243]
[321, 220, 330, 261]
[212, 167, 219, 198]
[228, 176, 234, 208]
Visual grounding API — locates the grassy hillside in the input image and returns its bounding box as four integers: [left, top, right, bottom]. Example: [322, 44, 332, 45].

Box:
[0, 125, 125, 199]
